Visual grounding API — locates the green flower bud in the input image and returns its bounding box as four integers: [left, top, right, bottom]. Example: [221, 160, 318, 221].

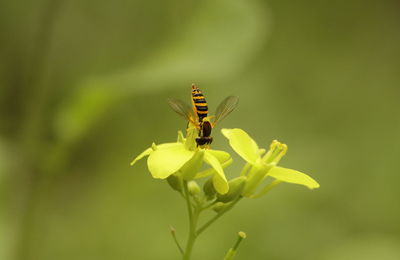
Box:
[166, 175, 182, 192]
[212, 202, 231, 213]
[187, 181, 201, 196]
[203, 177, 217, 200]
[238, 231, 246, 239]
[217, 176, 246, 203]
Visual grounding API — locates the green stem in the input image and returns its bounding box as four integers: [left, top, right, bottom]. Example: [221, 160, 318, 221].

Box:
[200, 201, 217, 212]
[197, 196, 242, 236]
[223, 232, 247, 260]
[240, 162, 251, 176]
[170, 226, 184, 255]
[183, 182, 193, 227]
[182, 181, 199, 260]
[181, 185, 242, 259]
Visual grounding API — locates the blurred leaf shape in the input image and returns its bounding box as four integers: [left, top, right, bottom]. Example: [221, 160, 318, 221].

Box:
[54, 0, 269, 143]
[55, 83, 121, 143]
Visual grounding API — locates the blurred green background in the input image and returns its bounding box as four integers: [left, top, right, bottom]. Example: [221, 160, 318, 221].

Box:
[1, 0, 400, 259]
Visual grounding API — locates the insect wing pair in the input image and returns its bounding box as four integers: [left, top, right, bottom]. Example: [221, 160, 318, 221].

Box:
[167, 95, 239, 146]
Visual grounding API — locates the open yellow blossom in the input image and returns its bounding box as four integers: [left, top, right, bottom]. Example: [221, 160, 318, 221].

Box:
[131, 127, 232, 194]
[221, 128, 319, 198]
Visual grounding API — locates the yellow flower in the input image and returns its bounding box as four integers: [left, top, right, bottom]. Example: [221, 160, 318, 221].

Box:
[221, 128, 319, 198]
[131, 127, 232, 194]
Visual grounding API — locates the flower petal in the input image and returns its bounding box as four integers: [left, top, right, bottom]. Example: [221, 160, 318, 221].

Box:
[130, 147, 152, 166]
[147, 143, 194, 179]
[267, 166, 320, 189]
[204, 151, 229, 194]
[195, 159, 232, 179]
[157, 143, 183, 149]
[206, 149, 231, 164]
[195, 149, 232, 178]
[221, 128, 260, 164]
[178, 150, 205, 180]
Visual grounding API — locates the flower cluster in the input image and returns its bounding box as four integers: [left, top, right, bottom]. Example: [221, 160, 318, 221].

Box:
[131, 125, 320, 260]
[131, 126, 232, 194]
[131, 127, 319, 199]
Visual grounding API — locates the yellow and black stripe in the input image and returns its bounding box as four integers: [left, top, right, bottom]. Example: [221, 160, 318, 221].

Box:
[191, 84, 208, 122]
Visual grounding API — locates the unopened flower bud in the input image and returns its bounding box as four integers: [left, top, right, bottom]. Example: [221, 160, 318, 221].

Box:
[187, 181, 201, 196]
[203, 177, 217, 200]
[166, 175, 182, 192]
[212, 202, 229, 213]
[217, 176, 246, 203]
[223, 231, 247, 260]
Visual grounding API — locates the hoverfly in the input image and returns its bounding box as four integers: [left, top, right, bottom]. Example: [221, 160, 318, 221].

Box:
[167, 84, 239, 147]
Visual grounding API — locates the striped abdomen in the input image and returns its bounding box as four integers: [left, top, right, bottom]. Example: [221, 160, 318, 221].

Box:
[191, 84, 208, 122]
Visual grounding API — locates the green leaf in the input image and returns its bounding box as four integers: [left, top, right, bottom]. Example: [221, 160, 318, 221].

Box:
[267, 166, 320, 189]
[203, 151, 229, 194]
[147, 143, 193, 179]
[221, 128, 260, 164]
[130, 147, 152, 166]
[54, 84, 121, 143]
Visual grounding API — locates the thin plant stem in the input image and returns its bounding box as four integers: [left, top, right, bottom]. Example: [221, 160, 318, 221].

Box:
[200, 200, 217, 212]
[183, 182, 193, 227]
[197, 196, 242, 236]
[170, 226, 184, 255]
[181, 185, 242, 259]
[240, 163, 251, 176]
[182, 181, 200, 260]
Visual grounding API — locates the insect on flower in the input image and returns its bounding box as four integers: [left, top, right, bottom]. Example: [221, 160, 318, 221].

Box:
[168, 84, 239, 147]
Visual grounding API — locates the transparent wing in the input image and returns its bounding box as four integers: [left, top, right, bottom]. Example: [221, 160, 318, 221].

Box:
[213, 96, 239, 125]
[167, 98, 196, 123]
